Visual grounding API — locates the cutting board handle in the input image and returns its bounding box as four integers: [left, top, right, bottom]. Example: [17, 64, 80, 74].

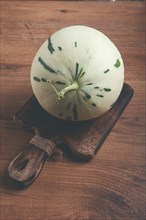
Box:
[8, 135, 56, 187]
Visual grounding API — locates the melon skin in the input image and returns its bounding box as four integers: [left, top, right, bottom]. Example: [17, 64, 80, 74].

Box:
[31, 25, 124, 121]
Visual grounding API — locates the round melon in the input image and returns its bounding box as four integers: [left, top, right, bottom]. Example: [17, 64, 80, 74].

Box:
[31, 25, 124, 121]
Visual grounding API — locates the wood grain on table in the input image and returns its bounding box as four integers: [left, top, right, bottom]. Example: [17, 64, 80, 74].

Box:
[0, 1, 145, 220]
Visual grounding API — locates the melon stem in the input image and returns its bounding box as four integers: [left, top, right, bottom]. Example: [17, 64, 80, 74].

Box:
[47, 80, 79, 100]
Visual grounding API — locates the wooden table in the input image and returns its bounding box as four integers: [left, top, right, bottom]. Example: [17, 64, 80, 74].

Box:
[1, 1, 145, 219]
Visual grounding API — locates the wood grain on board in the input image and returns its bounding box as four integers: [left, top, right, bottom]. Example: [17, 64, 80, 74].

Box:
[1, 1, 145, 220]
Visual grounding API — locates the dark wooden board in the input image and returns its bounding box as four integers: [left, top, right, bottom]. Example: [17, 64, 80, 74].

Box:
[14, 83, 134, 160]
[7, 83, 133, 187]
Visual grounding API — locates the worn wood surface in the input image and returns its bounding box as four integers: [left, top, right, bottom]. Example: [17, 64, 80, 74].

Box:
[0, 1, 145, 220]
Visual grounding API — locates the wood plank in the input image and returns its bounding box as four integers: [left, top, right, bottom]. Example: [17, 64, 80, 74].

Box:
[0, 1, 145, 220]
[1, 1, 145, 79]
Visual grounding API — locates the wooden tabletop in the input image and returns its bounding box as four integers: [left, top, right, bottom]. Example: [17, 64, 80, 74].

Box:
[1, 1, 145, 220]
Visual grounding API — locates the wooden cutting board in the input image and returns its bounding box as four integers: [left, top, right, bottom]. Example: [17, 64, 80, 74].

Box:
[8, 83, 134, 187]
